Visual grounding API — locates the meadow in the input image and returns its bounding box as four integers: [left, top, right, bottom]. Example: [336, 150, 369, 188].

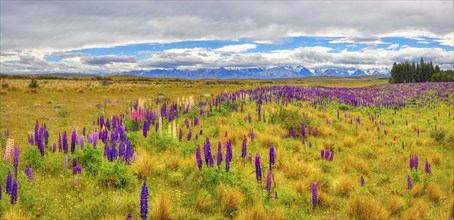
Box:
[0, 76, 453, 220]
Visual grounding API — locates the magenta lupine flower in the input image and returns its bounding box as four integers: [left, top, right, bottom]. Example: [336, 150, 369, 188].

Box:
[196, 146, 202, 170]
[266, 170, 272, 192]
[13, 147, 20, 176]
[407, 175, 412, 190]
[312, 182, 318, 208]
[11, 178, 18, 204]
[425, 159, 431, 174]
[361, 176, 365, 186]
[255, 153, 262, 183]
[241, 135, 247, 159]
[217, 141, 223, 167]
[6, 171, 12, 194]
[269, 145, 276, 170]
[140, 181, 148, 220]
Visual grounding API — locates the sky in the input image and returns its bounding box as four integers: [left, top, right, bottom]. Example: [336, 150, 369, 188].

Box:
[1, 1, 453, 74]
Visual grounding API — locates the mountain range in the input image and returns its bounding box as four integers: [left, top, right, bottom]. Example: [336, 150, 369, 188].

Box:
[122, 65, 390, 79]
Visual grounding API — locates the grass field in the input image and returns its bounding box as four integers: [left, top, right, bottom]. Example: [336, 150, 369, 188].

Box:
[0, 77, 452, 219]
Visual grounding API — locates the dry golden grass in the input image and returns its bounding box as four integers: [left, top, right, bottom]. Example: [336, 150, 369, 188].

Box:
[317, 126, 335, 137]
[387, 196, 404, 216]
[431, 153, 441, 166]
[132, 148, 164, 180]
[334, 176, 355, 197]
[348, 196, 389, 220]
[236, 204, 266, 220]
[403, 200, 428, 220]
[449, 199, 454, 219]
[411, 183, 424, 197]
[268, 207, 285, 220]
[344, 156, 369, 174]
[341, 136, 355, 149]
[294, 180, 306, 196]
[154, 195, 172, 220]
[194, 193, 212, 213]
[427, 183, 442, 202]
[0, 208, 28, 219]
[216, 184, 244, 214]
[318, 191, 332, 208]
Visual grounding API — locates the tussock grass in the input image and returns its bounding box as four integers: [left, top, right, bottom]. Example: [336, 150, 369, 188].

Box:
[216, 184, 244, 215]
[427, 183, 442, 202]
[403, 200, 428, 220]
[348, 196, 389, 220]
[154, 195, 172, 220]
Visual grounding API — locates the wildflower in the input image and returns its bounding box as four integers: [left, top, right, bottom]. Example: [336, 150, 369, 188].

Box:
[11, 178, 18, 204]
[4, 139, 14, 163]
[74, 175, 79, 187]
[217, 141, 223, 167]
[255, 153, 262, 183]
[196, 146, 202, 170]
[13, 146, 20, 176]
[25, 165, 34, 182]
[361, 176, 365, 186]
[63, 131, 68, 154]
[301, 122, 305, 138]
[321, 150, 325, 159]
[407, 175, 412, 190]
[64, 155, 68, 169]
[72, 157, 78, 167]
[6, 172, 12, 194]
[241, 135, 247, 159]
[126, 213, 133, 220]
[71, 128, 77, 154]
[226, 141, 232, 172]
[425, 159, 431, 174]
[140, 181, 148, 220]
[312, 182, 318, 208]
[251, 129, 255, 142]
[269, 145, 276, 170]
[266, 170, 272, 192]
[73, 165, 82, 175]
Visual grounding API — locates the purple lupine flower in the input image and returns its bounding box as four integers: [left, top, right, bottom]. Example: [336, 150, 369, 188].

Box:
[6, 171, 12, 194]
[71, 128, 77, 154]
[250, 129, 255, 142]
[361, 176, 365, 186]
[52, 143, 56, 153]
[204, 138, 214, 167]
[142, 121, 148, 138]
[314, 128, 319, 137]
[72, 157, 78, 167]
[414, 154, 418, 169]
[13, 146, 20, 176]
[312, 182, 318, 208]
[196, 146, 202, 170]
[255, 153, 262, 183]
[325, 150, 330, 160]
[64, 155, 68, 169]
[25, 165, 34, 182]
[126, 213, 133, 220]
[248, 152, 252, 162]
[269, 145, 276, 170]
[217, 141, 222, 167]
[425, 159, 431, 174]
[140, 181, 148, 220]
[329, 151, 334, 161]
[11, 178, 18, 204]
[0, 184, 2, 200]
[80, 136, 84, 150]
[73, 165, 82, 175]
[63, 131, 68, 154]
[241, 135, 247, 159]
[178, 128, 183, 141]
[226, 141, 232, 172]
[291, 128, 297, 139]
[187, 128, 192, 141]
[407, 175, 412, 190]
[301, 122, 305, 138]
[125, 140, 133, 164]
[321, 150, 325, 158]
[266, 170, 272, 192]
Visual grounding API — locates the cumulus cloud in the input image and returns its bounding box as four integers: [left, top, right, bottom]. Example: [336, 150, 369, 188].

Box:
[215, 44, 256, 52]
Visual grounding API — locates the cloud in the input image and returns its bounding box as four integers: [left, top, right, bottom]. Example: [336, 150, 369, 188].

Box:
[81, 55, 137, 66]
[1, 1, 453, 52]
[215, 44, 256, 52]
[387, 44, 399, 50]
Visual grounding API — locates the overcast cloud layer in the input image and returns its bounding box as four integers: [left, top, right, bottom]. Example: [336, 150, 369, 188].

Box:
[1, 1, 453, 74]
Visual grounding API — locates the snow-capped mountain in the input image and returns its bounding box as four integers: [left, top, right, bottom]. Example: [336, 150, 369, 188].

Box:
[122, 66, 389, 79]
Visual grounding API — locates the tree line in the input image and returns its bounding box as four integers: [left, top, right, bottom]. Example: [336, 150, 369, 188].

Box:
[389, 58, 453, 83]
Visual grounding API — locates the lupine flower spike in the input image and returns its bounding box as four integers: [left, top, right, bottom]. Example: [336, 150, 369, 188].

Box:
[140, 181, 148, 220]
[312, 182, 318, 208]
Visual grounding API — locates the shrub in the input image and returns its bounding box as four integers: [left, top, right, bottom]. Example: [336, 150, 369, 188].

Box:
[75, 146, 102, 175]
[269, 108, 306, 135]
[28, 78, 39, 89]
[348, 196, 389, 220]
[98, 161, 137, 190]
[430, 128, 446, 143]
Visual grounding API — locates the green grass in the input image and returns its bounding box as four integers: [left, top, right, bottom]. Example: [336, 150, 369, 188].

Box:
[0, 77, 452, 219]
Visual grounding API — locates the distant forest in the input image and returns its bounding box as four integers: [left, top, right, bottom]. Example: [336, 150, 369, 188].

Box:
[389, 58, 453, 83]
